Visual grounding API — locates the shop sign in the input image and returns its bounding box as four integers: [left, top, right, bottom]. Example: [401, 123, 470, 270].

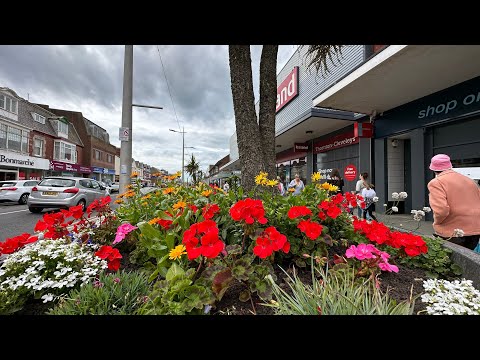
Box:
[354, 122, 373, 138]
[317, 168, 333, 180]
[344, 164, 357, 181]
[93, 167, 115, 174]
[313, 132, 359, 153]
[50, 160, 92, 174]
[276, 67, 299, 113]
[294, 142, 309, 152]
[0, 150, 50, 170]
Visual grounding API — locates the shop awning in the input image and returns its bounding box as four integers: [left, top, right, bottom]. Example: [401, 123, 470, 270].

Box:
[312, 45, 480, 115]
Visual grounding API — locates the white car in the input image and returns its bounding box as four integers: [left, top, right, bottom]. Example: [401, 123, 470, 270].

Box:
[0, 180, 39, 205]
[108, 182, 119, 193]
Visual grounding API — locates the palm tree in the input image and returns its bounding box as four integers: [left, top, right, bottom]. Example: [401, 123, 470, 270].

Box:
[228, 45, 344, 192]
[184, 154, 200, 186]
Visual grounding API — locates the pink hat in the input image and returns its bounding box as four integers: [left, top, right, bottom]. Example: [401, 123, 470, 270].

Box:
[429, 154, 452, 171]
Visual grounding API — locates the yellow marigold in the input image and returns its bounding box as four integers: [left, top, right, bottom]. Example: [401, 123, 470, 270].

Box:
[126, 184, 133, 190]
[116, 193, 124, 199]
[202, 189, 213, 197]
[328, 184, 339, 192]
[173, 201, 186, 210]
[311, 172, 321, 182]
[255, 172, 268, 185]
[114, 199, 123, 204]
[148, 217, 161, 225]
[131, 171, 139, 178]
[142, 202, 148, 206]
[321, 182, 331, 190]
[124, 191, 136, 198]
[169, 244, 187, 260]
[288, 188, 295, 192]
[266, 179, 278, 187]
[163, 187, 175, 195]
[141, 194, 152, 200]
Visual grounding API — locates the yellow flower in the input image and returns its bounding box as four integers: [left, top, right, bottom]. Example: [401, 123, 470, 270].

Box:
[163, 187, 175, 195]
[328, 184, 339, 192]
[114, 199, 123, 204]
[169, 244, 187, 260]
[116, 193, 124, 199]
[311, 172, 321, 182]
[141, 194, 152, 200]
[202, 189, 213, 197]
[255, 172, 268, 185]
[266, 179, 278, 187]
[321, 182, 331, 190]
[142, 202, 148, 206]
[288, 188, 295, 193]
[173, 201, 187, 210]
[148, 217, 161, 225]
[131, 171, 139, 178]
[126, 184, 133, 190]
[124, 191, 136, 198]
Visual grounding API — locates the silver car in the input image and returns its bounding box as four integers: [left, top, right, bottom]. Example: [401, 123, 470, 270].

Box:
[27, 177, 109, 213]
[0, 180, 39, 205]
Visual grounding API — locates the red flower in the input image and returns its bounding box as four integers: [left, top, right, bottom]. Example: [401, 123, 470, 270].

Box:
[95, 245, 122, 266]
[298, 219, 323, 240]
[188, 204, 198, 213]
[326, 205, 341, 219]
[252, 227, 289, 259]
[182, 220, 224, 260]
[158, 219, 173, 230]
[287, 206, 312, 219]
[108, 259, 121, 271]
[202, 203, 220, 220]
[68, 205, 85, 219]
[229, 198, 267, 225]
[0, 237, 20, 254]
[318, 211, 326, 221]
[282, 241, 290, 254]
[200, 230, 224, 258]
[253, 237, 274, 259]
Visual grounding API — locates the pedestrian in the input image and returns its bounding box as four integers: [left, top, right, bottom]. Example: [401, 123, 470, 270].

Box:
[223, 182, 230, 192]
[427, 154, 480, 250]
[277, 176, 286, 196]
[330, 168, 344, 194]
[355, 172, 369, 218]
[288, 174, 305, 196]
[361, 182, 377, 221]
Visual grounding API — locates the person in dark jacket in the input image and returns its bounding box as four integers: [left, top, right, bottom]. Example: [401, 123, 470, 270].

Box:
[330, 168, 344, 194]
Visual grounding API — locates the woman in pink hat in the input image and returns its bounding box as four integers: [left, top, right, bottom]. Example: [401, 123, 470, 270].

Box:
[427, 154, 480, 250]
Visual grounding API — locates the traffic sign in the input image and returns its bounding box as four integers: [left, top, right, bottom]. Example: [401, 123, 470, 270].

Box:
[119, 127, 130, 141]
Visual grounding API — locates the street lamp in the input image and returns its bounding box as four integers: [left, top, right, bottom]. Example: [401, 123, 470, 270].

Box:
[169, 127, 194, 184]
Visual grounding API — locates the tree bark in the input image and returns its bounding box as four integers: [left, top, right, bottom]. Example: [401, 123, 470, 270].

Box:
[258, 45, 279, 180]
[229, 45, 263, 192]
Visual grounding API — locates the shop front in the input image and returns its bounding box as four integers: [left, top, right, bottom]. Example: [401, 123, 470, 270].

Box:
[49, 160, 92, 178]
[276, 146, 308, 187]
[91, 167, 116, 183]
[0, 149, 49, 181]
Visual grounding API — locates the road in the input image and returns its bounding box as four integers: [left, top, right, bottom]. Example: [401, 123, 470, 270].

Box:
[0, 196, 120, 243]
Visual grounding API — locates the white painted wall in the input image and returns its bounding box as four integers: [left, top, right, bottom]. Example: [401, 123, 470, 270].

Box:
[387, 139, 405, 201]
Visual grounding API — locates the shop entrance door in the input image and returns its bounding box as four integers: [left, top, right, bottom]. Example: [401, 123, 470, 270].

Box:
[0, 169, 19, 181]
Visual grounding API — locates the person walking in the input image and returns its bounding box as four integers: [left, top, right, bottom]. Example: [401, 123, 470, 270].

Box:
[427, 154, 480, 250]
[288, 174, 305, 196]
[361, 182, 377, 221]
[354, 172, 369, 218]
[330, 168, 344, 194]
[277, 176, 286, 196]
[223, 182, 230, 192]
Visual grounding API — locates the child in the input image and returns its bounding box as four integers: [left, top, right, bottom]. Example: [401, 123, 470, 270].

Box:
[361, 183, 377, 221]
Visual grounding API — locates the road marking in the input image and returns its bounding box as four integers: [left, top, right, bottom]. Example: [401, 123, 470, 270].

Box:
[0, 209, 29, 216]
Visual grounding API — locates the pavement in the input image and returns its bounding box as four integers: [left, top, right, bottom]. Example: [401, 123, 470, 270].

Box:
[373, 213, 435, 237]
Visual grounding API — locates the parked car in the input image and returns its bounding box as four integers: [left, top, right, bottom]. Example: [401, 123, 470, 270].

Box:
[108, 182, 119, 193]
[27, 177, 109, 213]
[0, 180, 39, 205]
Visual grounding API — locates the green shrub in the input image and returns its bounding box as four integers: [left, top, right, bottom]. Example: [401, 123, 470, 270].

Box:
[0, 289, 25, 315]
[49, 270, 150, 315]
[264, 262, 415, 315]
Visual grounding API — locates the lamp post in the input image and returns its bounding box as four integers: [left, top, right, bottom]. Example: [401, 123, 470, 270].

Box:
[169, 127, 194, 184]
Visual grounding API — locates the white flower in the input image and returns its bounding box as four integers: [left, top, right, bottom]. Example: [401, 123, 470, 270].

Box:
[372, 196, 379, 202]
[391, 192, 399, 200]
[411, 210, 418, 215]
[391, 206, 399, 212]
[399, 191, 408, 199]
[452, 229, 465, 238]
[41, 294, 54, 303]
[383, 204, 387, 207]
[423, 207, 431, 213]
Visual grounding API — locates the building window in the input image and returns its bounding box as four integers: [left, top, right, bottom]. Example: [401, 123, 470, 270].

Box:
[0, 123, 29, 152]
[57, 121, 69, 138]
[54, 140, 77, 163]
[32, 113, 46, 124]
[34, 138, 44, 157]
[94, 149, 102, 161]
[0, 94, 18, 114]
[107, 154, 113, 163]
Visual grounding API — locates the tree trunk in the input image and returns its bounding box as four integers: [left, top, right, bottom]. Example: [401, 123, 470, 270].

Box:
[258, 45, 279, 180]
[229, 45, 263, 192]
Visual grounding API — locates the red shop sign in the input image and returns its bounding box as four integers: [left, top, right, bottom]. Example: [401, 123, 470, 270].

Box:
[313, 131, 358, 153]
[344, 164, 357, 181]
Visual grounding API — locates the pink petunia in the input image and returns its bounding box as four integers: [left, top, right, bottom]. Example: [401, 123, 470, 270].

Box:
[378, 262, 399, 273]
[113, 223, 138, 244]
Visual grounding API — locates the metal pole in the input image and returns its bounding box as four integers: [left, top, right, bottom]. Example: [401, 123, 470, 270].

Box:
[182, 126, 185, 184]
[119, 45, 133, 195]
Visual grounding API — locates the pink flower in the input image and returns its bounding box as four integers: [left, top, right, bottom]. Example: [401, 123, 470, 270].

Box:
[354, 243, 376, 260]
[378, 262, 399, 273]
[113, 223, 138, 244]
[345, 245, 357, 259]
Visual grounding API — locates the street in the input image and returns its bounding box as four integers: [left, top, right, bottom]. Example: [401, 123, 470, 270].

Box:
[0, 196, 120, 243]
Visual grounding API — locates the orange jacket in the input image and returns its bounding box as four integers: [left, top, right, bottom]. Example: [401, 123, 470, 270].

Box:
[427, 169, 480, 237]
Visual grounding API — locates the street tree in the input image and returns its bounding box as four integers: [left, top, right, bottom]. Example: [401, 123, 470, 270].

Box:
[185, 154, 200, 186]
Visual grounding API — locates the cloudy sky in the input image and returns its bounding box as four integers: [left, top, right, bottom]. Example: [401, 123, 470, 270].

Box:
[0, 45, 298, 175]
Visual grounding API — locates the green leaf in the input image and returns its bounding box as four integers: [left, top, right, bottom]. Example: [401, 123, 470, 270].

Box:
[451, 263, 462, 275]
[166, 263, 185, 281]
[222, 228, 227, 240]
[239, 290, 251, 302]
[138, 221, 163, 240]
[212, 269, 234, 301]
[225, 244, 242, 255]
[165, 233, 175, 250]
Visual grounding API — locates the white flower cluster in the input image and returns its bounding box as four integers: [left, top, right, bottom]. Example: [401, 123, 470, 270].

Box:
[372, 196, 379, 203]
[411, 209, 426, 221]
[421, 278, 480, 315]
[391, 206, 399, 213]
[391, 192, 408, 200]
[423, 207, 432, 213]
[0, 239, 107, 302]
[452, 228, 465, 238]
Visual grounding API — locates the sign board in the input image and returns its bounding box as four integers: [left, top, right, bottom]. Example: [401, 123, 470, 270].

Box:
[452, 167, 480, 181]
[276, 67, 299, 113]
[119, 127, 130, 141]
[344, 164, 357, 181]
[121, 165, 127, 174]
[0, 149, 50, 170]
[313, 131, 359, 154]
[50, 160, 92, 174]
[354, 122, 373, 138]
[294, 143, 310, 152]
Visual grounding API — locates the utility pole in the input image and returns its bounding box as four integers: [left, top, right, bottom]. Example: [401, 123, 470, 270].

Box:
[119, 45, 163, 195]
[119, 45, 133, 195]
[169, 127, 187, 184]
